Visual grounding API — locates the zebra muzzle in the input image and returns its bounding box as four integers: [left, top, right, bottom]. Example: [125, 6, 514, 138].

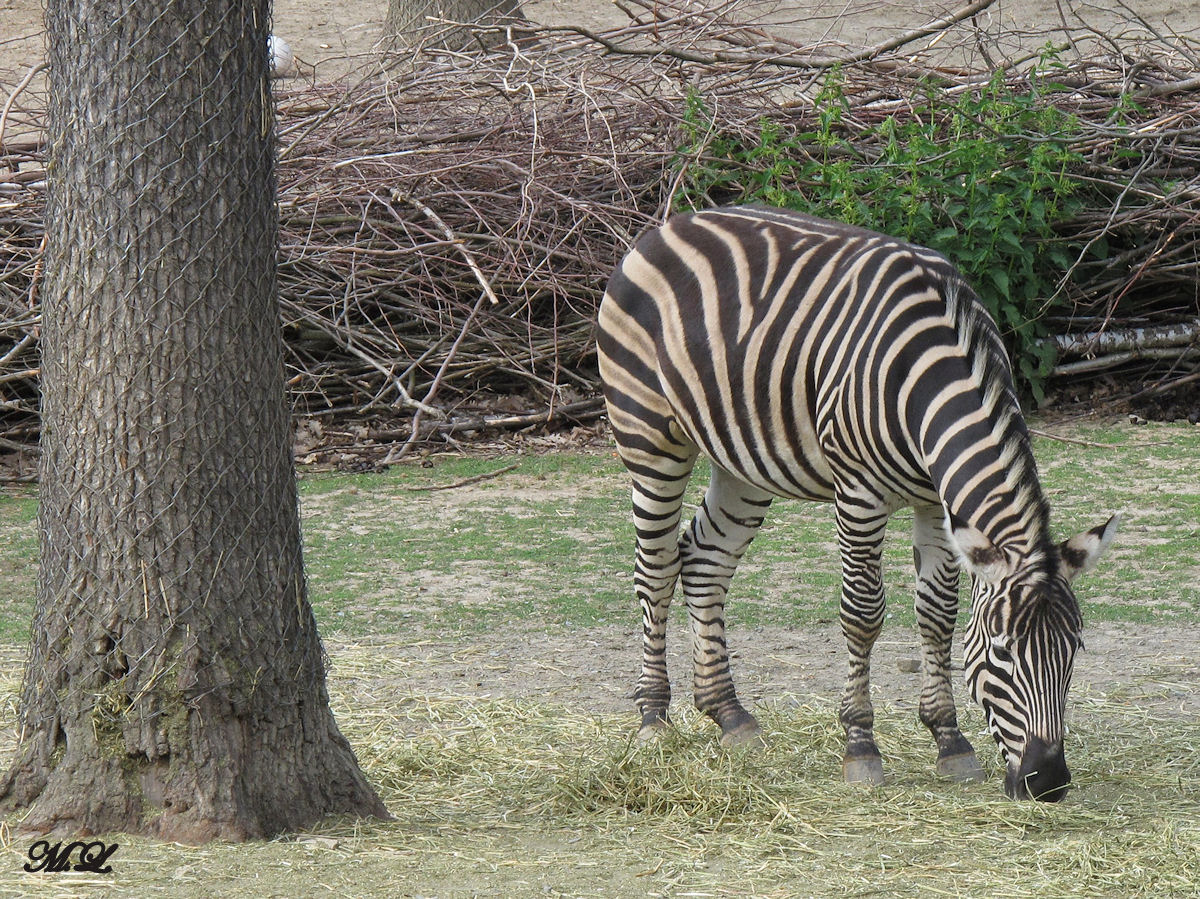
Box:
[1005, 737, 1070, 802]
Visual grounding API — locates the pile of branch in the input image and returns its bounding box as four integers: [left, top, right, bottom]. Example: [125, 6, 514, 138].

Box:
[271, 54, 675, 443]
[3, 0, 1199, 463]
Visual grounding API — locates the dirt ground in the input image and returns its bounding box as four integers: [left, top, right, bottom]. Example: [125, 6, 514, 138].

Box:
[310, 436, 1200, 721]
[2, 559, 1197, 782]
[328, 617, 1200, 732]
[2, 1, 1195, 83]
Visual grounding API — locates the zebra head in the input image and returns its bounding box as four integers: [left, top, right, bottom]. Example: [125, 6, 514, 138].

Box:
[952, 515, 1119, 801]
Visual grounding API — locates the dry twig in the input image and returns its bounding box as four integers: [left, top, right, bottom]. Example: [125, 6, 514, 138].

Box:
[2, 1, 1199, 463]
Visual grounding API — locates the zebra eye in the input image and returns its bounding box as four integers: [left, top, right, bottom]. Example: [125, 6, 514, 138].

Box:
[991, 634, 1014, 663]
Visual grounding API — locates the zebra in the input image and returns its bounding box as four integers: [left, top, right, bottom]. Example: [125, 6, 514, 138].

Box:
[596, 206, 1118, 801]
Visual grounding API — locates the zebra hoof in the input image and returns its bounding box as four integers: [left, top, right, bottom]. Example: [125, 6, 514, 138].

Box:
[843, 755, 885, 786]
[718, 719, 764, 749]
[937, 751, 985, 783]
[637, 711, 670, 742]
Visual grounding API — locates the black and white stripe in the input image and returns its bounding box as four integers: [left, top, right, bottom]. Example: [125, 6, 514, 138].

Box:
[598, 206, 1117, 800]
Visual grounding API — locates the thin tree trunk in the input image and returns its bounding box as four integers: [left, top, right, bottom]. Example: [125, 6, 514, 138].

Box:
[386, 0, 528, 50]
[0, 0, 389, 841]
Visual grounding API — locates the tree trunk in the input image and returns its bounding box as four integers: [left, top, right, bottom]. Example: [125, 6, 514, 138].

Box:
[386, 0, 528, 50]
[0, 0, 389, 841]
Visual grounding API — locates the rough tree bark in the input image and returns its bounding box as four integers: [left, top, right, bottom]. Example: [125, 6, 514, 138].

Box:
[0, 0, 389, 840]
[386, 0, 528, 49]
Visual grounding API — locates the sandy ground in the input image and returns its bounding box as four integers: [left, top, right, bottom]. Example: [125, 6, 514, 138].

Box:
[4, 617, 1196, 796]
[3, 1, 1197, 83]
[326, 619, 1200, 737]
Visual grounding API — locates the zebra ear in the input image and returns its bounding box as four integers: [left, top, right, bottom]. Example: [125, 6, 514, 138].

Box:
[947, 512, 1015, 583]
[1059, 514, 1120, 582]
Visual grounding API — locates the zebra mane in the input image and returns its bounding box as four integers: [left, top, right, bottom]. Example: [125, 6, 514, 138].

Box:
[942, 275, 1054, 564]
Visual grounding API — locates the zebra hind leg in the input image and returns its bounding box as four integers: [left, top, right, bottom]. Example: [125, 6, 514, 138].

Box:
[680, 466, 773, 747]
[628, 465, 695, 741]
[912, 505, 984, 782]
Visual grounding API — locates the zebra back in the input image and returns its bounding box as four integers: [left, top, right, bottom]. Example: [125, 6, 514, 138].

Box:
[597, 206, 1052, 558]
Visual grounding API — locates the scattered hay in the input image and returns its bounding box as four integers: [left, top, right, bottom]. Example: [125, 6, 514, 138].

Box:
[0, 639, 1198, 895]
[321, 644, 1200, 897]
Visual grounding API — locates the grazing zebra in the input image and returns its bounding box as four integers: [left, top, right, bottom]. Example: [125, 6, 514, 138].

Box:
[597, 206, 1117, 801]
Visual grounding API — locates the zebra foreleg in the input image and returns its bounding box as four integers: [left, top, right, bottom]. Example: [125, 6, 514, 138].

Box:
[680, 468, 773, 746]
[912, 505, 984, 782]
[836, 497, 890, 784]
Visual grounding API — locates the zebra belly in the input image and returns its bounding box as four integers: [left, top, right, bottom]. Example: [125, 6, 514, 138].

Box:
[662, 382, 839, 504]
[705, 445, 838, 504]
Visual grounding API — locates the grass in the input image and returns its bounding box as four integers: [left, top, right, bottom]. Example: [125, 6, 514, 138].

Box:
[1, 645, 1197, 897]
[0, 420, 1197, 645]
[1032, 422, 1200, 621]
[0, 418, 1197, 896]
[297, 451, 636, 636]
[296, 419, 1200, 636]
[0, 492, 34, 644]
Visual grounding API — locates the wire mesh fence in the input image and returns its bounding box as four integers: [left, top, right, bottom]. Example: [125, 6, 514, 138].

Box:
[0, 0, 388, 838]
[31, 0, 286, 724]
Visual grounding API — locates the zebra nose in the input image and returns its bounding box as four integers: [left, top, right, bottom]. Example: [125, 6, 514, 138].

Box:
[1005, 737, 1070, 802]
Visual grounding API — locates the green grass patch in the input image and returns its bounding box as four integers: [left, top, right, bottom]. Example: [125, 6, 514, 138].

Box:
[298, 453, 635, 636]
[0, 489, 36, 644]
[295, 419, 1199, 638]
[1030, 421, 1200, 621]
[0, 420, 1195, 645]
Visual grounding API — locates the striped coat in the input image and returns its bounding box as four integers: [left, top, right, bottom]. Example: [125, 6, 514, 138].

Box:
[598, 206, 1116, 800]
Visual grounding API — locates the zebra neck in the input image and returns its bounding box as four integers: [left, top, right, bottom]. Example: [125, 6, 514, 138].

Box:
[924, 412, 1052, 560]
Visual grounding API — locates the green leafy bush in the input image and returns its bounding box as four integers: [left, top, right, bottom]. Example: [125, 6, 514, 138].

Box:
[674, 65, 1088, 402]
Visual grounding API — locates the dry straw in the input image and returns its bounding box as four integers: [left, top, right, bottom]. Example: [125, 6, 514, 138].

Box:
[0, 639, 1197, 895]
[326, 642, 1200, 897]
